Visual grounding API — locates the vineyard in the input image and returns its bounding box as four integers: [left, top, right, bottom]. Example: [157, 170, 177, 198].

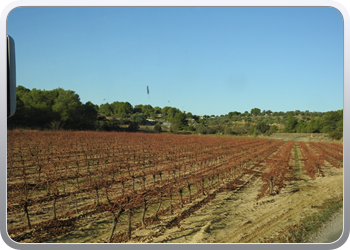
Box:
[6, 130, 343, 243]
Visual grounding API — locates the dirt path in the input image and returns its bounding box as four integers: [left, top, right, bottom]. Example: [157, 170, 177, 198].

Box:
[135, 165, 343, 243]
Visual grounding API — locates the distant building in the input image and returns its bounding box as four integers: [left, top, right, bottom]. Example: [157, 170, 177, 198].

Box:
[146, 119, 156, 125]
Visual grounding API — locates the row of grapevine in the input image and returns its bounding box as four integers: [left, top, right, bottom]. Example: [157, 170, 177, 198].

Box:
[298, 141, 325, 179]
[8, 131, 286, 242]
[308, 142, 343, 168]
[257, 141, 295, 198]
[9, 130, 343, 243]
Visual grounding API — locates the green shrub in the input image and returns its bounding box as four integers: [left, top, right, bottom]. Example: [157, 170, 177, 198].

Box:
[329, 130, 343, 140]
[154, 123, 162, 133]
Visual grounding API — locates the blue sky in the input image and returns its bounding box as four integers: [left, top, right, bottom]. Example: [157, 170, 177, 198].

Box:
[7, 7, 343, 116]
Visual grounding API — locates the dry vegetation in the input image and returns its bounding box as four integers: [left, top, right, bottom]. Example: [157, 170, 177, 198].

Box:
[7, 130, 343, 243]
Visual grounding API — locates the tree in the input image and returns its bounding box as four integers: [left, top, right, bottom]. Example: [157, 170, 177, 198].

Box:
[192, 115, 200, 123]
[131, 113, 147, 125]
[16, 85, 30, 96]
[284, 114, 298, 132]
[255, 121, 270, 134]
[52, 88, 84, 128]
[305, 118, 322, 133]
[81, 101, 98, 129]
[269, 125, 278, 133]
[127, 122, 139, 132]
[110, 101, 120, 115]
[186, 112, 193, 119]
[251, 108, 261, 116]
[170, 112, 187, 132]
[196, 124, 212, 134]
[329, 130, 343, 140]
[154, 123, 162, 133]
[17, 88, 59, 126]
[121, 102, 134, 117]
[228, 111, 241, 119]
[266, 110, 273, 115]
[141, 104, 154, 117]
[8, 86, 89, 129]
[249, 121, 269, 136]
[109, 101, 133, 118]
[154, 106, 162, 114]
[224, 126, 234, 135]
[99, 103, 112, 116]
[167, 107, 179, 119]
[170, 123, 180, 133]
[320, 110, 342, 133]
[296, 120, 308, 133]
[133, 104, 143, 113]
[161, 106, 172, 117]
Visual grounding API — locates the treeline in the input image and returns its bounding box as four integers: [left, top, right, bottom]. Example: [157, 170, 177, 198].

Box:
[8, 86, 98, 130]
[247, 111, 343, 139]
[7, 86, 196, 132]
[7, 86, 343, 139]
[203, 108, 343, 140]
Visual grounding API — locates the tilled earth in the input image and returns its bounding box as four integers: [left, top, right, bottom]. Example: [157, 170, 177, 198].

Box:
[32, 162, 342, 244]
[140, 166, 343, 243]
[8, 135, 343, 244]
